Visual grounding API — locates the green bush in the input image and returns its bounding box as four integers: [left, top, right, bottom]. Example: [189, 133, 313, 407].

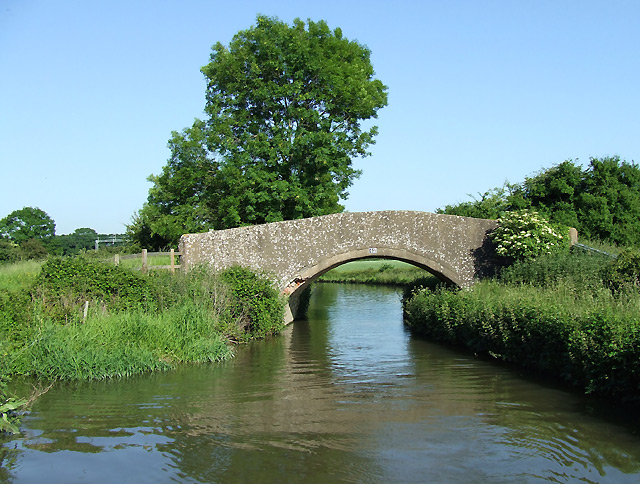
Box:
[0, 289, 34, 343]
[19, 239, 48, 260]
[605, 249, 640, 294]
[498, 250, 610, 295]
[0, 240, 21, 264]
[402, 275, 451, 303]
[33, 256, 158, 322]
[220, 266, 284, 340]
[1, 259, 285, 382]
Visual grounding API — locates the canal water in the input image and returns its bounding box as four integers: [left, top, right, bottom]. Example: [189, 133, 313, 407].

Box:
[2, 283, 640, 483]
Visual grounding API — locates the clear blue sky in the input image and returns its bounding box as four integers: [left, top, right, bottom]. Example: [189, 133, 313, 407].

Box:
[1, 0, 638, 235]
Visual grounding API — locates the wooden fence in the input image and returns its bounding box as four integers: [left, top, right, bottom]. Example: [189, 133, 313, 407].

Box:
[113, 249, 182, 273]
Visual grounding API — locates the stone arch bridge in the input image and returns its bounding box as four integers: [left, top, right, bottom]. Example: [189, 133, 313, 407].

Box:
[179, 210, 498, 323]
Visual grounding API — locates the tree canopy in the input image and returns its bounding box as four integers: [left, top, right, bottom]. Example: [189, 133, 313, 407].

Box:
[130, 16, 388, 248]
[438, 156, 640, 246]
[0, 207, 56, 243]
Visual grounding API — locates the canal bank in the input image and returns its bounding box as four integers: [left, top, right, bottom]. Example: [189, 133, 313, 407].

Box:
[402, 249, 640, 403]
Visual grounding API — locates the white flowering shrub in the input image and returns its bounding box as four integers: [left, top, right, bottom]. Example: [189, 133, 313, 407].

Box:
[490, 210, 566, 261]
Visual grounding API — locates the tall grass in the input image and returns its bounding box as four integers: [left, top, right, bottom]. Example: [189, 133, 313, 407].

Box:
[116, 254, 175, 270]
[9, 304, 232, 380]
[0, 260, 43, 292]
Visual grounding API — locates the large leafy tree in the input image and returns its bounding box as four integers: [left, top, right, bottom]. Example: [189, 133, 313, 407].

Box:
[0, 207, 56, 243]
[131, 16, 388, 248]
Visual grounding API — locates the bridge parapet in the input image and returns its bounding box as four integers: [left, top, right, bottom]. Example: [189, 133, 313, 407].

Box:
[179, 210, 498, 322]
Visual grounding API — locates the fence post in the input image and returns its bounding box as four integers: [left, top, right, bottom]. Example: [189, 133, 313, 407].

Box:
[569, 227, 578, 246]
[142, 249, 148, 274]
[114, 254, 120, 266]
[170, 248, 175, 273]
[83, 301, 89, 322]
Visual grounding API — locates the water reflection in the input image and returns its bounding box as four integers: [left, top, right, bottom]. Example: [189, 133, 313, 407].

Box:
[2, 283, 640, 483]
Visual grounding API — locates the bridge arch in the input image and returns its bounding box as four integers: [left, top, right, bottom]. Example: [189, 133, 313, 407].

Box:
[284, 246, 459, 294]
[179, 210, 498, 323]
[282, 247, 460, 323]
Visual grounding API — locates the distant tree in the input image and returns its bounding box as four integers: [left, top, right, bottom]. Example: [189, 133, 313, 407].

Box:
[0, 207, 55, 243]
[517, 160, 584, 229]
[19, 238, 48, 260]
[437, 185, 517, 219]
[74, 227, 98, 239]
[54, 227, 99, 256]
[127, 211, 170, 250]
[519, 157, 640, 244]
[130, 16, 388, 248]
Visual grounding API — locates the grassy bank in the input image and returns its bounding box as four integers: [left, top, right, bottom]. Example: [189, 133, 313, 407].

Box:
[1, 258, 284, 386]
[403, 249, 640, 401]
[319, 259, 437, 286]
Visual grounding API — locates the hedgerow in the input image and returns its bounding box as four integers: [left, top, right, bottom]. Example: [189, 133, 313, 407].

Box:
[403, 250, 640, 401]
[33, 256, 158, 322]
